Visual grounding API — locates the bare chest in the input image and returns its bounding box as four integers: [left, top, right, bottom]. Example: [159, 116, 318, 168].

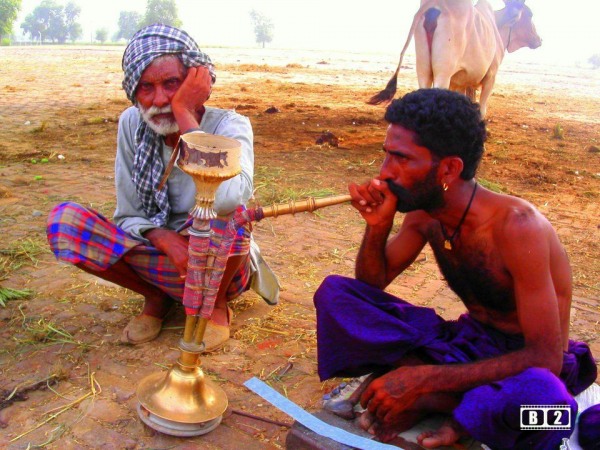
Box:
[426, 223, 515, 314]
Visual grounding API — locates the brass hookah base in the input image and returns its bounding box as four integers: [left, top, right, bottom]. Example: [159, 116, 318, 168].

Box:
[136, 264, 228, 436]
[136, 317, 227, 436]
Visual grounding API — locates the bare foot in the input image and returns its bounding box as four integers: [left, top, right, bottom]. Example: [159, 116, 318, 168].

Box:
[357, 410, 377, 434]
[357, 410, 424, 443]
[417, 418, 465, 448]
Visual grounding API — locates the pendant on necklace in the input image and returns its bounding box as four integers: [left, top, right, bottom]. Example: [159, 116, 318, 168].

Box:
[444, 240, 452, 250]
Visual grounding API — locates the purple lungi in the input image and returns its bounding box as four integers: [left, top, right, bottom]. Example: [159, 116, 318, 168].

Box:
[314, 275, 598, 449]
[577, 404, 600, 449]
[47, 202, 251, 302]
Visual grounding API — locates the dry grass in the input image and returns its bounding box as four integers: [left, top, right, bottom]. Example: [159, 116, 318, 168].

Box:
[234, 304, 316, 347]
[0, 238, 47, 279]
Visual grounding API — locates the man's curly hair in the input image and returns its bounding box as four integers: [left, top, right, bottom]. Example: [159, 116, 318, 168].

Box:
[384, 89, 487, 180]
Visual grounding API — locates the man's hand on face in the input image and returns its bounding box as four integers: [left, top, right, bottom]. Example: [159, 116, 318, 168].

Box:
[348, 178, 398, 228]
[171, 65, 213, 131]
[144, 228, 189, 278]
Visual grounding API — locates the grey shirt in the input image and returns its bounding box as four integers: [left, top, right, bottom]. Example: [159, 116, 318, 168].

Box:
[113, 106, 254, 242]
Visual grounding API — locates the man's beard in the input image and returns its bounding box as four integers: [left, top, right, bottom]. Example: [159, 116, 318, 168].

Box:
[138, 104, 179, 136]
[385, 166, 445, 213]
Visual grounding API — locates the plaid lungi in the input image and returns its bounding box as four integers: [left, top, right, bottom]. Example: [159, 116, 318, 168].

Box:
[47, 202, 251, 302]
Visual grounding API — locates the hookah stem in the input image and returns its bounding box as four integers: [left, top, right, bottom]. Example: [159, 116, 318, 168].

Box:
[192, 220, 222, 346]
[182, 218, 211, 344]
[193, 212, 247, 345]
[258, 194, 352, 218]
[183, 315, 198, 343]
[193, 317, 209, 345]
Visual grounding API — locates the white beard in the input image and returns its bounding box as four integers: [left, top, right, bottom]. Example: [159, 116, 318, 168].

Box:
[138, 104, 179, 136]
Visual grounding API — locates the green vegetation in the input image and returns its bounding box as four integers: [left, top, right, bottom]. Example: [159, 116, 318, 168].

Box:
[0, 0, 21, 41]
[478, 178, 507, 193]
[20, 316, 89, 349]
[0, 286, 33, 307]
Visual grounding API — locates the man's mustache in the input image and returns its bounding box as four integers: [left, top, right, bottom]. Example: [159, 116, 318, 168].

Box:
[385, 179, 409, 197]
[142, 105, 173, 118]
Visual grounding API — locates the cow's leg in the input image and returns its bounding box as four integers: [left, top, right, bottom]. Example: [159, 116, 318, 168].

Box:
[416, 64, 434, 89]
[432, 72, 452, 90]
[415, 8, 440, 89]
[415, 26, 434, 88]
[465, 87, 477, 103]
[478, 74, 496, 117]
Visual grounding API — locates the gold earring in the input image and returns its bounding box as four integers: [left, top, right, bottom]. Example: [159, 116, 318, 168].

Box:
[442, 182, 449, 191]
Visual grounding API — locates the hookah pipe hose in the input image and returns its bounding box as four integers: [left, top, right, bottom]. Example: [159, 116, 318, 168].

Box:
[181, 193, 353, 347]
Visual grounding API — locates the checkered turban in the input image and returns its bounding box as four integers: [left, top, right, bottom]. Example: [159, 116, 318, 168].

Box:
[122, 23, 216, 102]
[121, 24, 216, 227]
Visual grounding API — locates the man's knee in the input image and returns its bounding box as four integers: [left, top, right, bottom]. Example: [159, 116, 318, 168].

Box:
[504, 368, 574, 407]
[313, 274, 351, 310]
[49, 201, 84, 216]
[47, 201, 86, 230]
[468, 367, 574, 417]
[455, 368, 576, 448]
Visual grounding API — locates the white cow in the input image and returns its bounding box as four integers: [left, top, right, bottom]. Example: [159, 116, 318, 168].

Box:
[368, 0, 542, 116]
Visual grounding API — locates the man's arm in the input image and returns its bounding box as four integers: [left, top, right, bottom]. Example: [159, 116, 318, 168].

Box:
[361, 206, 565, 422]
[173, 64, 253, 216]
[171, 66, 212, 132]
[113, 107, 157, 239]
[351, 179, 427, 288]
[113, 108, 189, 277]
[143, 228, 189, 277]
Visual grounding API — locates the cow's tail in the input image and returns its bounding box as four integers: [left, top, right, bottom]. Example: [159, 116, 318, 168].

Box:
[367, 66, 401, 105]
[367, 2, 432, 105]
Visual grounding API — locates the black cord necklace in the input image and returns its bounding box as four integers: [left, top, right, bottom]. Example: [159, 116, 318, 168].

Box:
[440, 183, 478, 250]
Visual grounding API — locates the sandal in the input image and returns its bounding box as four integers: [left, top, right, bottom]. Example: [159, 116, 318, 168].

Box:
[203, 306, 233, 353]
[322, 374, 375, 419]
[120, 314, 163, 344]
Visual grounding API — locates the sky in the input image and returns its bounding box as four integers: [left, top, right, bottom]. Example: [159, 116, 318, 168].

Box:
[14, 0, 600, 65]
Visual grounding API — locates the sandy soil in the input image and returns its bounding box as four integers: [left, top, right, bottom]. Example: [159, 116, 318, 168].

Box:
[0, 46, 598, 449]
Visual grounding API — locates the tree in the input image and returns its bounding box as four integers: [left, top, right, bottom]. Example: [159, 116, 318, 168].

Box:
[64, 1, 81, 42]
[95, 27, 108, 43]
[249, 9, 274, 48]
[589, 54, 600, 69]
[0, 0, 22, 41]
[39, 1, 65, 43]
[21, 0, 59, 42]
[141, 0, 181, 28]
[20, 0, 81, 43]
[116, 10, 142, 41]
[21, 11, 46, 42]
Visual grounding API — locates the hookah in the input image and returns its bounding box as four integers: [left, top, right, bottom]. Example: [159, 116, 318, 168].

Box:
[136, 132, 351, 436]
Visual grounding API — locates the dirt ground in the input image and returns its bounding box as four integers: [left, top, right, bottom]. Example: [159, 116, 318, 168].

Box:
[0, 46, 598, 449]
